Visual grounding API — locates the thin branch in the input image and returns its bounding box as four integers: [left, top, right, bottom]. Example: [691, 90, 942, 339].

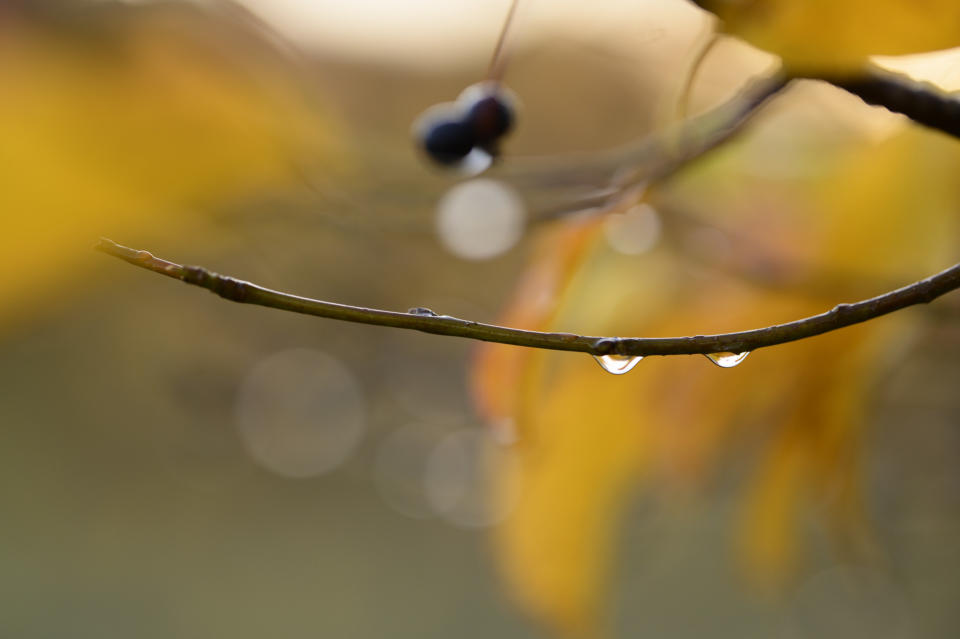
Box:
[499, 72, 788, 220]
[97, 238, 960, 358]
[486, 0, 520, 83]
[514, 67, 960, 224]
[820, 67, 960, 139]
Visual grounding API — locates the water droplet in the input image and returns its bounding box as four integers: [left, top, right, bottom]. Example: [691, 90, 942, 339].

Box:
[407, 306, 438, 316]
[593, 353, 643, 375]
[705, 351, 750, 368]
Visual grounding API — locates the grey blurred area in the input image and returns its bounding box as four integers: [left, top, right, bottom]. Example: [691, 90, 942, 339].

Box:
[0, 2, 959, 639]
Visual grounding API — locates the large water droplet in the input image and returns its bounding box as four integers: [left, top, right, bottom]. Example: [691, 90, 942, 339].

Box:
[593, 353, 643, 375]
[705, 351, 750, 368]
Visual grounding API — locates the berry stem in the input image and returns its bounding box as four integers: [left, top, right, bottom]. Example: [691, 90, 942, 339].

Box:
[486, 0, 521, 84]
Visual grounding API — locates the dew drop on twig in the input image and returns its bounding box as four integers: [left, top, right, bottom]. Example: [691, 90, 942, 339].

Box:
[704, 351, 750, 368]
[593, 354, 643, 375]
[408, 307, 439, 316]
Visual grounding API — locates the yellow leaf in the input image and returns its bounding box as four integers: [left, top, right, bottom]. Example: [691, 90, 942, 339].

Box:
[475, 102, 960, 635]
[693, 0, 960, 71]
[0, 5, 342, 330]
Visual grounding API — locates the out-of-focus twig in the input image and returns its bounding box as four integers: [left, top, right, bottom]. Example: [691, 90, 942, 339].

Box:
[97, 238, 960, 359]
[821, 67, 960, 140]
[518, 65, 960, 224]
[502, 72, 788, 220]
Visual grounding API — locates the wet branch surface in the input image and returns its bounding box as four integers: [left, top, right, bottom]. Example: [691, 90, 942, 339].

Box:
[97, 238, 960, 359]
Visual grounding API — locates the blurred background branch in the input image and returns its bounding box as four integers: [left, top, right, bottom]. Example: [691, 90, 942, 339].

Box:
[821, 67, 960, 139]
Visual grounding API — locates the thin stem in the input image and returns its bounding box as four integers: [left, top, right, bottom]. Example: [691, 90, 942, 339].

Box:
[486, 0, 521, 83]
[505, 72, 788, 221]
[818, 67, 960, 140]
[97, 238, 960, 358]
[675, 29, 721, 122]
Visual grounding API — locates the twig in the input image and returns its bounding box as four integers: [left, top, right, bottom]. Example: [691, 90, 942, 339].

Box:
[97, 238, 960, 358]
[820, 67, 960, 139]
[512, 67, 960, 224]
[486, 0, 521, 83]
[504, 72, 788, 221]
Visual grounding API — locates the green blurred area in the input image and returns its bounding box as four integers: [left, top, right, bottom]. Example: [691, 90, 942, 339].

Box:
[0, 2, 958, 638]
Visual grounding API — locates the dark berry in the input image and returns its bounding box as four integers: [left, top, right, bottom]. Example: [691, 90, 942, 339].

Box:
[467, 94, 514, 146]
[419, 117, 476, 165]
[458, 83, 517, 150]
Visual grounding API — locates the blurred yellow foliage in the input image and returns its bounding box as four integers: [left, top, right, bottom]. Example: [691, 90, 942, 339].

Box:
[694, 0, 960, 71]
[473, 86, 960, 636]
[0, 5, 339, 329]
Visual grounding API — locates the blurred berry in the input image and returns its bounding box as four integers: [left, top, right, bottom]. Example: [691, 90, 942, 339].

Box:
[464, 90, 515, 148]
[415, 83, 517, 169]
[420, 118, 476, 165]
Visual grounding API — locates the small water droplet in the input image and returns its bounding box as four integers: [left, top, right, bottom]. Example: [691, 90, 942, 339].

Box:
[705, 351, 750, 368]
[408, 307, 438, 316]
[593, 354, 643, 375]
